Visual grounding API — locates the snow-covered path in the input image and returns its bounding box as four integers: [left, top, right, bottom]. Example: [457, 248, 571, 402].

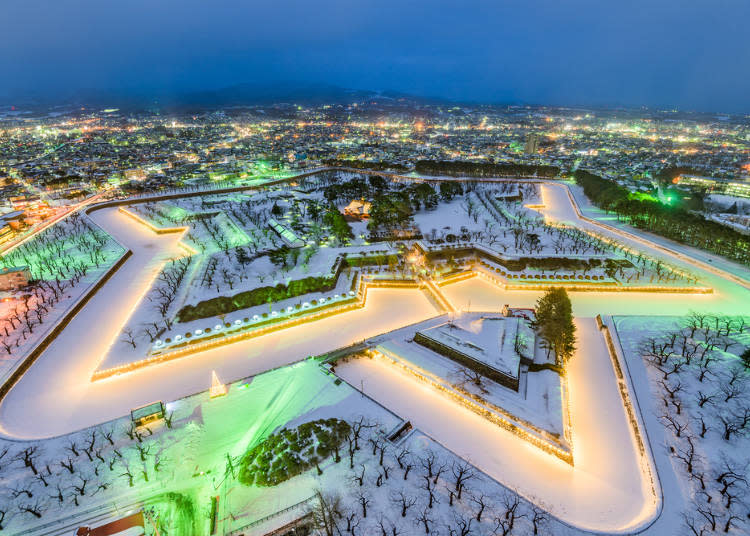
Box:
[4, 184, 749, 437]
[337, 317, 655, 532]
[1, 181, 749, 532]
[0, 208, 439, 439]
[540, 183, 750, 304]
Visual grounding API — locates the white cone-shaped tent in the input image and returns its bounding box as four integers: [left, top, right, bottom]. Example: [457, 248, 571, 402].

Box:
[209, 370, 227, 398]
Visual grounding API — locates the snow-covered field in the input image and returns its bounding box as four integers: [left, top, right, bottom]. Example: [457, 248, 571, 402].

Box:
[0, 213, 126, 381]
[364, 311, 565, 444]
[94, 176, 716, 377]
[2, 173, 750, 534]
[336, 317, 657, 532]
[614, 315, 750, 535]
[0, 206, 439, 438]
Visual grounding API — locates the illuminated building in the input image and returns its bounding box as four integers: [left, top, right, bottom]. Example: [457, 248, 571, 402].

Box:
[0, 266, 31, 291]
[524, 133, 540, 154]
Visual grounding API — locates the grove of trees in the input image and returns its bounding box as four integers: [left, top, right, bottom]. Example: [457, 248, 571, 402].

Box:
[574, 170, 750, 266]
[415, 160, 560, 179]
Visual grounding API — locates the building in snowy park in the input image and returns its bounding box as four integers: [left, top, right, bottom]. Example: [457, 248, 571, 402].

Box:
[76, 511, 145, 535]
[342, 198, 372, 220]
[0, 265, 30, 290]
[130, 401, 165, 427]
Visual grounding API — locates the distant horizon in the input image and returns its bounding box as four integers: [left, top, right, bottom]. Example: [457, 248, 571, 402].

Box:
[4, 1, 750, 115]
[1, 81, 747, 118]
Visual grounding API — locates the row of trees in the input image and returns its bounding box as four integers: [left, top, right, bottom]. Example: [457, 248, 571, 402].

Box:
[574, 170, 750, 266]
[415, 160, 560, 179]
[322, 159, 410, 173]
[176, 274, 337, 322]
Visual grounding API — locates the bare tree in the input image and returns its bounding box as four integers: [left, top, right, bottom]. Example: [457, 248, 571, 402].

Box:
[391, 491, 416, 518]
[673, 435, 700, 475]
[660, 412, 688, 438]
[682, 511, 709, 536]
[458, 369, 489, 394]
[696, 503, 719, 531]
[448, 512, 474, 536]
[14, 447, 41, 475]
[493, 491, 523, 536]
[415, 507, 433, 534]
[377, 515, 403, 536]
[470, 494, 489, 522]
[310, 490, 341, 536]
[528, 504, 549, 535]
[395, 447, 411, 470]
[350, 416, 375, 451]
[60, 458, 75, 474]
[452, 460, 476, 500]
[120, 328, 138, 349]
[73, 476, 88, 497]
[356, 490, 371, 518]
[420, 450, 438, 479]
[719, 380, 744, 403]
[18, 501, 43, 519]
[420, 475, 439, 509]
[352, 464, 366, 487]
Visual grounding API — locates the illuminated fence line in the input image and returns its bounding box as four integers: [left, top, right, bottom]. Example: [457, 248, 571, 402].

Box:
[91, 281, 367, 381]
[0, 250, 134, 400]
[378, 349, 571, 448]
[418, 277, 456, 313]
[471, 263, 712, 294]
[557, 183, 750, 291]
[436, 269, 477, 286]
[93, 258, 713, 382]
[417, 239, 713, 293]
[91, 274, 444, 380]
[91, 181, 710, 383]
[368, 348, 574, 464]
[597, 315, 661, 519]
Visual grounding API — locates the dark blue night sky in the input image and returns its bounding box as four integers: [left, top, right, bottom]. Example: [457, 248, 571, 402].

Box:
[3, 0, 749, 112]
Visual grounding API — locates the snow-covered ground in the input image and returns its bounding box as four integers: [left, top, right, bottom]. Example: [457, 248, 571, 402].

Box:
[357, 311, 567, 451]
[613, 315, 750, 535]
[336, 317, 656, 532]
[3, 175, 750, 534]
[415, 314, 524, 379]
[0, 207, 440, 439]
[0, 214, 126, 382]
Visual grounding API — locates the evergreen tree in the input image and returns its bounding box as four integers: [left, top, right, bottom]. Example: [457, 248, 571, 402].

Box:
[533, 287, 576, 367]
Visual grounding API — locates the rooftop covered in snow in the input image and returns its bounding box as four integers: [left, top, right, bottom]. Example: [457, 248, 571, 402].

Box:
[415, 314, 527, 390]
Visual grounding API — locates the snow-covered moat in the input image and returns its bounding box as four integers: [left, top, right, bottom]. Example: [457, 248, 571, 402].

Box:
[1, 176, 749, 535]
